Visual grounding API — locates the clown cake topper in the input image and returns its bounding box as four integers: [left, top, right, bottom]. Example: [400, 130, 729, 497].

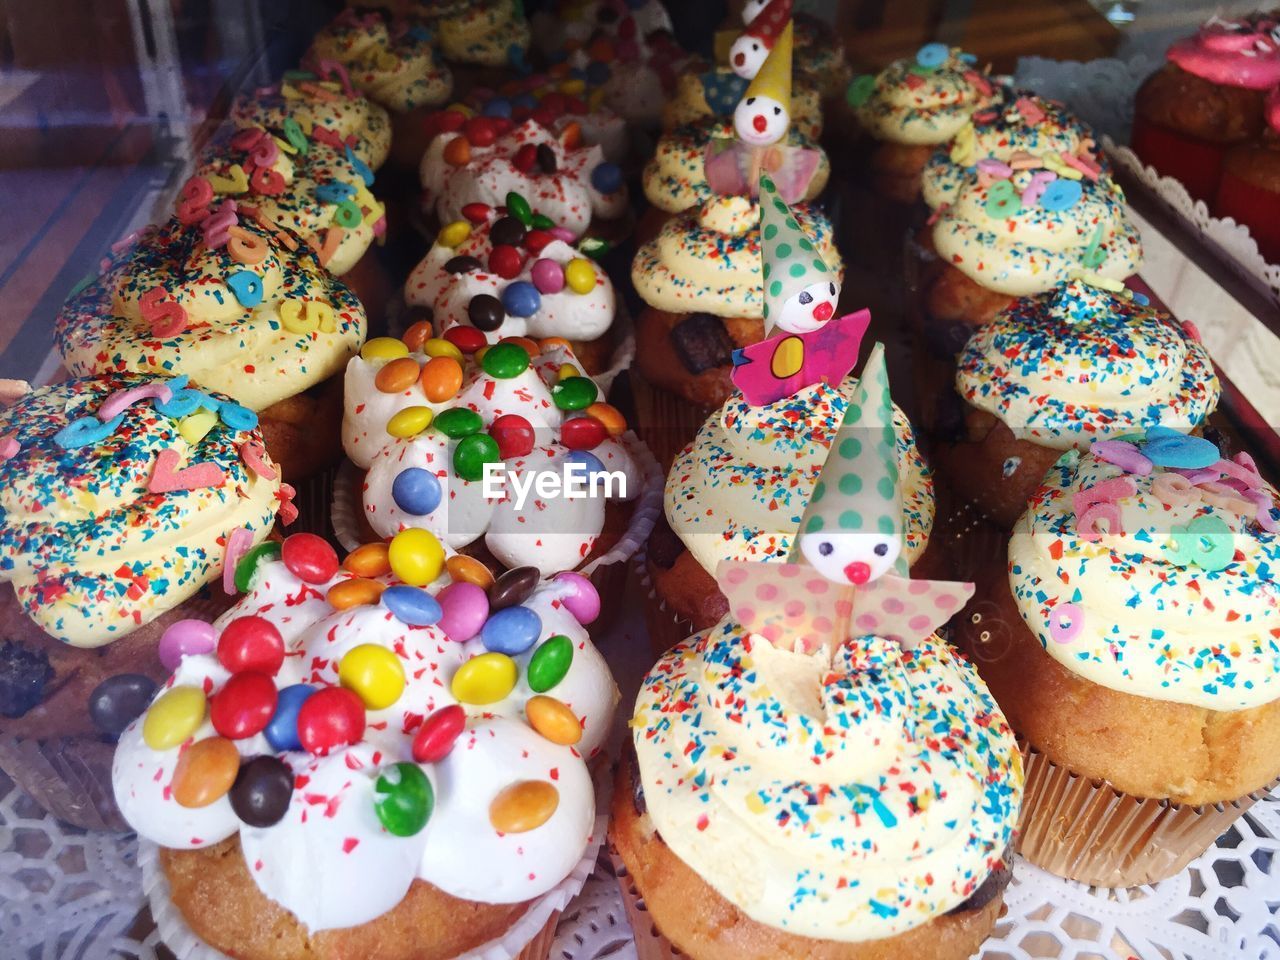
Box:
[730, 172, 867, 406]
[705, 23, 821, 203]
[718, 345, 974, 655]
[729, 0, 793, 79]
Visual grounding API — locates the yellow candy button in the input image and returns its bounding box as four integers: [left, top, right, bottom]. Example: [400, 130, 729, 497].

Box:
[585, 402, 626, 437]
[338, 643, 406, 710]
[489, 780, 559, 833]
[438, 220, 472, 249]
[179, 409, 219, 445]
[422, 338, 464, 362]
[564, 258, 595, 295]
[387, 406, 434, 438]
[451, 652, 517, 705]
[142, 686, 207, 750]
[362, 337, 411, 362]
[525, 695, 582, 745]
[388, 528, 445, 586]
[556, 363, 581, 382]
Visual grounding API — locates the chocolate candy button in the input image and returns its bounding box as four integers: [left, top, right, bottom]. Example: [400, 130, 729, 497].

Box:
[88, 674, 157, 739]
[488, 566, 539, 611]
[230, 755, 293, 827]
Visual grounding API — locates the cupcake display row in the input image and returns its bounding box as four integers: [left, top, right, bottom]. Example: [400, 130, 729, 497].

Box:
[1, 3, 1277, 960]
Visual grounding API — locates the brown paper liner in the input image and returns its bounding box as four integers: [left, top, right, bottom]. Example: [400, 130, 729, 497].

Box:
[627, 372, 711, 473]
[514, 910, 562, 960]
[611, 851, 687, 960]
[1016, 740, 1278, 887]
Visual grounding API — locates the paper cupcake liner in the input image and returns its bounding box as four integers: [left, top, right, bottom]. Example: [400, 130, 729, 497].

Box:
[1213, 170, 1280, 266]
[1015, 739, 1279, 888]
[331, 430, 662, 619]
[611, 852, 686, 960]
[632, 546, 696, 661]
[139, 794, 609, 960]
[1129, 113, 1227, 206]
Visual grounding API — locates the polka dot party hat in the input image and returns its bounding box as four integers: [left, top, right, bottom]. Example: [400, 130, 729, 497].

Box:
[759, 169, 835, 331]
[795, 342, 908, 580]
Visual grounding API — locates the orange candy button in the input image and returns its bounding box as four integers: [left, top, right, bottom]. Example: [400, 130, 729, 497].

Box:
[343, 542, 391, 578]
[446, 555, 494, 589]
[489, 780, 559, 834]
[375, 357, 421, 394]
[327, 577, 386, 610]
[172, 737, 240, 808]
[586, 402, 626, 436]
[443, 136, 471, 167]
[525, 695, 582, 745]
[403, 321, 433, 351]
[420, 356, 464, 403]
[539, 336, 573, 354]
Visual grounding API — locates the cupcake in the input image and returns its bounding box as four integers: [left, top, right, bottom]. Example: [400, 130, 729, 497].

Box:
[194, 122, 386, 277]
[404, 197, 623, 373]
[664, 0, 824, 141]
[791, 11, 852, 101]
[938, 279, 1221, 529]
[632, 164, 840, 409]
[305, 9, 454, 166]
[54, 202, 367, 479]
[614, 346, 1023, 960]
[956, 431, 1280, 885]
[921, 145, 1142, 338]
[434, 0, 531, 85]
[420, 117, 630, 242]
[1216, 113, 1280, 264]
[112, 533, 615, 960]
[341, 332, 655, 579]
[1133, 13, 1280, 203]
[848, 44, 998, 203]
[0, 373, 283, 827]
[230, 74, 392, 173]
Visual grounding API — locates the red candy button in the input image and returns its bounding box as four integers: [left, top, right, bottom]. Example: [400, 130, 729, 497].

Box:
[217, 616, 285, 676]
[297, 687, 366, 756]
[462, 202, 491, 224]
[443, 326, 488, 353]
[513, 144, 538, 173]
[412, 704, 466, 763]
[282, 533, 339, 585]
[561, 416, 607, 450]
[524, 229, 552, 254]
[463, 116, 496, 147]
[491, 414, 536, 459]
[210, 672, 278, 740]
[489, 244, 524, 280]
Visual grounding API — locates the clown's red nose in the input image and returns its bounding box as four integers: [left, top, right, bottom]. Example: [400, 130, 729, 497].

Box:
[844, 561, 871, 585]
[813, 301, 834, 321]
[734, 52, 745, 66]
[752, 114, 767, 133]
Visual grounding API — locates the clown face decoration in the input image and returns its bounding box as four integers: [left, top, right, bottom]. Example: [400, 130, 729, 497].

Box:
[733, 94, 789, 146]
[742, 0, 770, 24]
[798, 528, 903, 586]
[773, 279, 838, 334]
[729, 33, 770, 79]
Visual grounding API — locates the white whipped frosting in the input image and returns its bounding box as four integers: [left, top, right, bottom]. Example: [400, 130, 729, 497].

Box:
[113, 560, 616, 931]
[420, 119, 627, 238]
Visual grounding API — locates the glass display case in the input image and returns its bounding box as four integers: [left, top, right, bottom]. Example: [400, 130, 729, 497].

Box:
[1, 2, 1276, 958]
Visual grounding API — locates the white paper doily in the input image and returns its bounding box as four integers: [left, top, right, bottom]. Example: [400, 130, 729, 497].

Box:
[1013, 54, 1155, 144]
[3, 585, 1278, 960]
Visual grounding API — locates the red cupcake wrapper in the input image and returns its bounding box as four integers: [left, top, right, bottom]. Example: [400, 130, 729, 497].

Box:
[1129, 114, 1228, 204]
[1214, 170, 1280, 265]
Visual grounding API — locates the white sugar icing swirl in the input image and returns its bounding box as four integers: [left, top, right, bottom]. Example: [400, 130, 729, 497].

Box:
[930, 166, 1142, 297]
[667, 378, 934, 576]
[403, 213, 615, 344]
[854, 52, 999, 146]
[1009, 447, 1280, 711]
[420, 119, 626, 238]
[633, 625, 1022, 941]
[113, 560, 616, 931]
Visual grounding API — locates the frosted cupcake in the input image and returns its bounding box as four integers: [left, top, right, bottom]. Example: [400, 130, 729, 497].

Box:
[306, 9, 453, 165]
[615, 347, 1022, 960]
[55, 202, 366, 478]
[420, 118, 629, 241]
[342, 332, 652, 579]
[848, 44, 999, 202]
[404, 194, 621, 373]
[957, 431, 1280, 885]
[195, 123, 385, 276]
[938, 280, 1220, 528]
[112, 533, 614, 960]
[0, 373, 282, 827]
[435, 0, 531, 84]
[230, 74, 392, 172]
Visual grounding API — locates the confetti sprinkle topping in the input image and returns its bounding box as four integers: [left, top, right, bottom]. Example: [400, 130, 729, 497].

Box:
[632, 623, 1022, 941]
[957, 280, 1220, 450]
[851, 48, 997, 147]
[1009, 438, 1280, 711]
